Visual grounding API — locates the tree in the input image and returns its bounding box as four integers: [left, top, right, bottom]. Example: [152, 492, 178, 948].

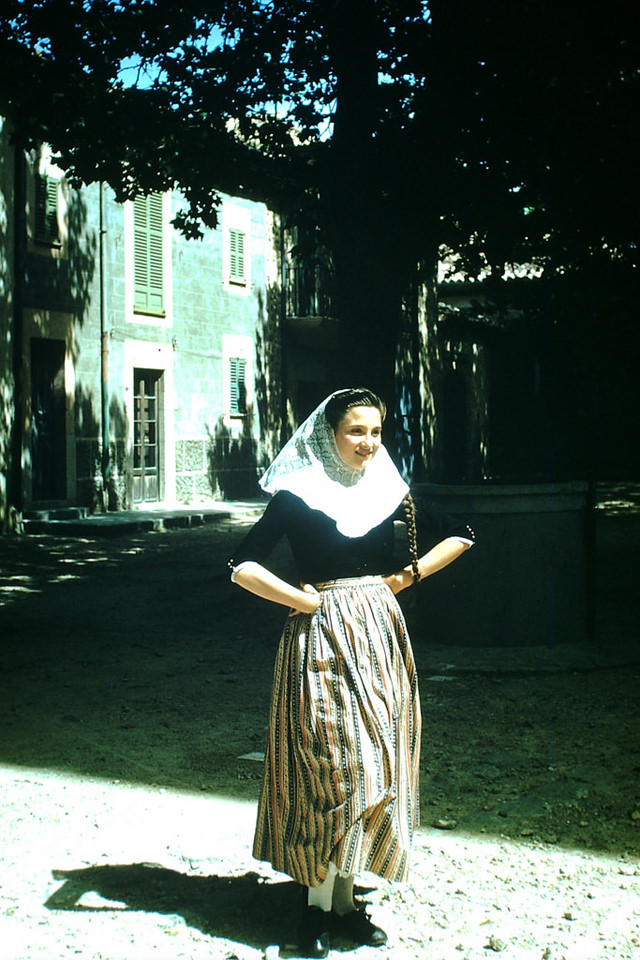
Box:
[1, 0, 638, 445]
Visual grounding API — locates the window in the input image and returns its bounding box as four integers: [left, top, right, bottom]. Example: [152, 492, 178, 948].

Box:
[223, 334, 252, 425]
[229, 357, 247, 415]
[35, 174, 60, 245]
[133, 192, 165, 314]
[228, 228, 246, 285]
[222, 203, 251, 293]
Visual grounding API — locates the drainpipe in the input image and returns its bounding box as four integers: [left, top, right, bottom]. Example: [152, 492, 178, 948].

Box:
[99, 182, 110, 509]
[9, 147, 26, 530]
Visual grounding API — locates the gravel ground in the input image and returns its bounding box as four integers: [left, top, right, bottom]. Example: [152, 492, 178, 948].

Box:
[1, 492, 639, 960]
[1, 765, 639, 960]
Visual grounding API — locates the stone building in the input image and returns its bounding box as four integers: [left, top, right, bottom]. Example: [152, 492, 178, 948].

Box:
[0, 123, 284, 526]
[3, 121, 582, 531]
[0, 122, 495, 531]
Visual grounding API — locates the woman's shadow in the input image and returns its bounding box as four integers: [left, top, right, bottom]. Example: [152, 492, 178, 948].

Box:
[45, 863, 300, 951]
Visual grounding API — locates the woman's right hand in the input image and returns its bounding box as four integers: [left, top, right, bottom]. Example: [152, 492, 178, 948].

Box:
[289, 583, 321, 616]
[233, 562, 321, 613]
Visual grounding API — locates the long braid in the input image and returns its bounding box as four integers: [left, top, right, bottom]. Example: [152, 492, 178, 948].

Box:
[403, 493, 421, 584]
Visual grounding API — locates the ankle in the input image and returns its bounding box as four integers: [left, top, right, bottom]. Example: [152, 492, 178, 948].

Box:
[332, 903, 354, 917]
[331, 874, 355, 916]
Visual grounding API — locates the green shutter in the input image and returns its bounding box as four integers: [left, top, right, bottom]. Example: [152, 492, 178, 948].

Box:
[229, 228, 246, 283]
[229, 357, 247, 414]
[35, 174, 60, 245]
[134, 193, 165, 314]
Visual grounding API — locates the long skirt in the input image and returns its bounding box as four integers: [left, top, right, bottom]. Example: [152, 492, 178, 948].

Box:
[252, 576, 421, 887]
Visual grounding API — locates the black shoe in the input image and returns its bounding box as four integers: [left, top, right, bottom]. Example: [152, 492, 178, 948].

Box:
[299, 905, 331, 958]
[332, 907, 388, 947]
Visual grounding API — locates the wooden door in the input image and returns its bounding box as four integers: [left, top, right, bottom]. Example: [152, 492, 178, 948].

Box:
[133, 368, 163, 503]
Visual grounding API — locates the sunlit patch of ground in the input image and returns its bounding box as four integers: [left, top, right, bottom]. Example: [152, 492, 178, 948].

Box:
[1, 765, 638, 960]
[1, 492, 639, 957]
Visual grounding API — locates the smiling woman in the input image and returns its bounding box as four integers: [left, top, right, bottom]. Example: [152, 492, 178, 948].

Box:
[227, 387, 475, 957]
[331, 405, 382, 469]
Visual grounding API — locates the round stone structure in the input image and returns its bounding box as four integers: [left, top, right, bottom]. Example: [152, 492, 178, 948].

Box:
[402, 481, 593, 647]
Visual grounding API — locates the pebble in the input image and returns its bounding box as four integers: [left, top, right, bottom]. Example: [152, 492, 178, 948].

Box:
[486, 934, 507, 951]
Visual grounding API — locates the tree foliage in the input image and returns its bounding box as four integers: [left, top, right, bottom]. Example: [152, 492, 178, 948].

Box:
[1, 0, 638, 396]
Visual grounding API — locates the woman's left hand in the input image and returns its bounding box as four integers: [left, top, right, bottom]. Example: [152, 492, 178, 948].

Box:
[382, 569, 414, 595]
[383, 538, 471, 596]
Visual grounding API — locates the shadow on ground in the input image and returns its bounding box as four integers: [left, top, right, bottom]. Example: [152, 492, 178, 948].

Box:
[45, 863, 377, 954]
[1, 491, 640, 857]
[46, 865, 298, 950]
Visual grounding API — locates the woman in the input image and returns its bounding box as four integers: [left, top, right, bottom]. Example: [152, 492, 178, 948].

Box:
[229, 388, 474, 957]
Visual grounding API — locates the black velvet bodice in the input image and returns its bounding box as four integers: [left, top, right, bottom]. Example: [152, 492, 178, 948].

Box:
[230, 491, 473, 584]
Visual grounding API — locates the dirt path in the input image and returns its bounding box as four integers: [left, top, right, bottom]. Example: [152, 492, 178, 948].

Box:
[1, 509, 639, 959]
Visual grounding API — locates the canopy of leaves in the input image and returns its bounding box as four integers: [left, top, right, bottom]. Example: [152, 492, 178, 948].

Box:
[1, 0, 637, 275]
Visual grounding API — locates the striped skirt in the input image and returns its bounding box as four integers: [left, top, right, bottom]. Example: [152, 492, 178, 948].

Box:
[252, 576, 421, 887]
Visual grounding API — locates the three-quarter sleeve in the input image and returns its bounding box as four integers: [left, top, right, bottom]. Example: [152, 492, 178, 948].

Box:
[227, 493, 287, 579]
[394, 495, 476, 550]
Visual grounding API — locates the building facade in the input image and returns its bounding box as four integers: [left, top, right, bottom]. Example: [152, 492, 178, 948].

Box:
[0, 129, 284, 526]
[5, 125, 591, 533]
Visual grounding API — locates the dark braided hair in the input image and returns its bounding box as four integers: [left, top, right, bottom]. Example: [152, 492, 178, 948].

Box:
[324, 388, 386, 431]
[403, 493, 421, 583]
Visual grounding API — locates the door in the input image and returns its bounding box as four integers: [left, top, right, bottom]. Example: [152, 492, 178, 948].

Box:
[133, 368, 163, 503]
[31, 338, 67, 501]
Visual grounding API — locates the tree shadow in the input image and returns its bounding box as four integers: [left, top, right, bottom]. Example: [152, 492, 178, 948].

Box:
[73, 385, 129, 511]
[1, 146, 135, 520]
[46, 863, 299, 951]
[205, 249, 287, 500]
[106, 393, 131, 509]
[24, 179, 97, 324]
[255, 243, 288, 456]
[206, 413, 262, 500]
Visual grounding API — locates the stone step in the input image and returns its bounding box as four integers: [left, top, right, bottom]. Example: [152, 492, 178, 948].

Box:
[23, 507, 89, 522]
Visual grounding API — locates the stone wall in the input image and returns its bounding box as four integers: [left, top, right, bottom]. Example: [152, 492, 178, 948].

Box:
[175, 438, 212, 503]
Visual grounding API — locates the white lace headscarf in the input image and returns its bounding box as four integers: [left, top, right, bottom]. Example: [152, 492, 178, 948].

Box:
[259, 389, 409, 537]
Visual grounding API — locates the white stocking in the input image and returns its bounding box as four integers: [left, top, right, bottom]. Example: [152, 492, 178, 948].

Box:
[332, 873, 356, 916]
[307, 867, 335, 913]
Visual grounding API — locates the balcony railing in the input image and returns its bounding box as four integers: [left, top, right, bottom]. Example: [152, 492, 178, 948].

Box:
[286, 261, 333, 320]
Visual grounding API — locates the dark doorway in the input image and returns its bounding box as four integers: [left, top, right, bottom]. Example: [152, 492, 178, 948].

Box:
[133, 368, 163, 503]
[31, 338, 67, 501]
